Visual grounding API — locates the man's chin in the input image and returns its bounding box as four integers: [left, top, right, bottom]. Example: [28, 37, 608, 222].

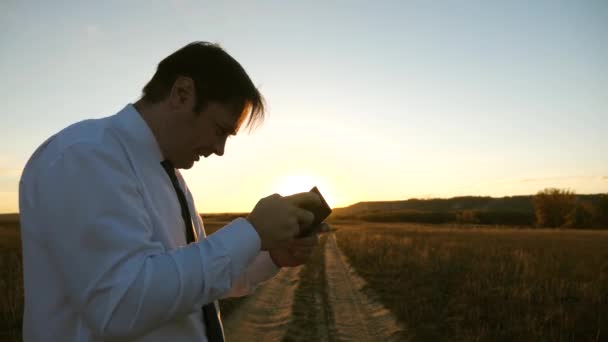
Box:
[176, 159, 196, 170]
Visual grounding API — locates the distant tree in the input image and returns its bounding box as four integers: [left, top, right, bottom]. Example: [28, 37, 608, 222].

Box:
[474, 210, 536, 226]
[533, 188, 576, 228]
[358, 210, 456, 224]
[563, 202, 593, 228]
[456, 210, 479, 224]
[589, 194, 608, 228]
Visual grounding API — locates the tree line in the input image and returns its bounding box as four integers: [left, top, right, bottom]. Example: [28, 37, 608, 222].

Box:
[331, 189, 608, 229]
[532, 188, 608, 229]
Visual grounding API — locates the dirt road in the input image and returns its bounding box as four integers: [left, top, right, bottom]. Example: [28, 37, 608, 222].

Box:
[223, 266, 301, 341]
[223, 233, 404, 341]
[324, 233, 404, 341]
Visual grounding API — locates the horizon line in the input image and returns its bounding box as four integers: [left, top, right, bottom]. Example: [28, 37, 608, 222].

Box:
[1, 191, 606, 216]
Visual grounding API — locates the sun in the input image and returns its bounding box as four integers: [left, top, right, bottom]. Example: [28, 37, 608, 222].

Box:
[272, 173, 336, 207]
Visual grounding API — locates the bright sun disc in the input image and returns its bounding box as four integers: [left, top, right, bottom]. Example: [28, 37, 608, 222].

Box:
[272, 173, 336, 207]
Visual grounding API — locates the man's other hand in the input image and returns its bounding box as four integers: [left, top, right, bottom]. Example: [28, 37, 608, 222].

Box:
[246, 192, 321, 250]
[268, 234, 319, 267]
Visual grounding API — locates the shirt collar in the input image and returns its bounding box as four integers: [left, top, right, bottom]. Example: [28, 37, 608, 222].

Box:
[111, 103, 164, 163]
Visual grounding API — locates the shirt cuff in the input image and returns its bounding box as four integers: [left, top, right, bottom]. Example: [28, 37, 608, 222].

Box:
[204, 217, 261, 281]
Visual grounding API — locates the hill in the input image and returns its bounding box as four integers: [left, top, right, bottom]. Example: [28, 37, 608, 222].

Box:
[333, 195, 534, 216]
[330, 194, 607, 227]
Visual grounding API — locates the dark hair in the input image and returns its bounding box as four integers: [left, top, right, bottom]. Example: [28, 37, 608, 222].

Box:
[141, 41, 265, 131]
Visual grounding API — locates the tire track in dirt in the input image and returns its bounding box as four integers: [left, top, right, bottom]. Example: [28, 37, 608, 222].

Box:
[282, 234, 332, 341]
[223, 266, 301, 341]
[325, 233, 405, 341]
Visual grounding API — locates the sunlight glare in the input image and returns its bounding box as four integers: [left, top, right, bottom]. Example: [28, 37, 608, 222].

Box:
[272, 173, 337, 207]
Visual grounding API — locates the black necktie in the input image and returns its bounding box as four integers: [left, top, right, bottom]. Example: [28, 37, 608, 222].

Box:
[161, 160, 225, 342]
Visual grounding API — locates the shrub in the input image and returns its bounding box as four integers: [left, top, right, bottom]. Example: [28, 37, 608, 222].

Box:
[533, 188, 576, 228]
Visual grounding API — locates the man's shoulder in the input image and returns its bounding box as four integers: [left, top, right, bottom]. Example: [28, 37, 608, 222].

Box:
[23, 115, 122, 174]
[55, 118, 108, 148]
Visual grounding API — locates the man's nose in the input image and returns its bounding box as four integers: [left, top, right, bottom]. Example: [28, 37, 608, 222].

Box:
[214, 139, 226, 156]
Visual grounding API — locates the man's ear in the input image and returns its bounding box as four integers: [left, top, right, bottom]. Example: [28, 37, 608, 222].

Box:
[169, 76, 195, 109]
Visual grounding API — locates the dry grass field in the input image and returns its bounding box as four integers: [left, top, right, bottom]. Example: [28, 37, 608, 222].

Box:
[0, 214, 22, 342]
[4, 214, 608, 341]
[334, 222, 608, 341]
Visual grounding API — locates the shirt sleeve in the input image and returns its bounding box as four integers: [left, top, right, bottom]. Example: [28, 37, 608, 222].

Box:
[220, 250, 281, 298]
[33, 142, 261, 339]
[182, 176, 280, 299]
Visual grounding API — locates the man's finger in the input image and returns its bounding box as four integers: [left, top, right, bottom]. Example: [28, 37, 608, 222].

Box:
[292, 207, 314, 227]
[284, 192, 321, 208]
[291, 234, 318, 247]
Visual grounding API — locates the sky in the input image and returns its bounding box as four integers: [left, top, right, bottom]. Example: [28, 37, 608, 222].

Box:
[1, 0, 607, 213]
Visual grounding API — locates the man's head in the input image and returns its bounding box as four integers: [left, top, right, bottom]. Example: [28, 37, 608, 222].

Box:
[136, 41, 265, 169]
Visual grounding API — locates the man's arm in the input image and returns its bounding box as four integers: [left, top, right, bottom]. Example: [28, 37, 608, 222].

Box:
[184, 187, 281, 299]
[33, 142, 261, 339]
[219, 250, 280, 298]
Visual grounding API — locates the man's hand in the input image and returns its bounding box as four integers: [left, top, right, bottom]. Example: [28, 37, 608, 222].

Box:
[246, 192, 321, 250]
[268, 234, 319, 267]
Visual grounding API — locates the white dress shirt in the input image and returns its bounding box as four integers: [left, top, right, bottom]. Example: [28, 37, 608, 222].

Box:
[18, 104, 280, 341]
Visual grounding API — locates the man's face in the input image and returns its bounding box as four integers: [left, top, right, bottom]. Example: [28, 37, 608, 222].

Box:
[167, 101, 239, 169]
[161, 76, 241, 169]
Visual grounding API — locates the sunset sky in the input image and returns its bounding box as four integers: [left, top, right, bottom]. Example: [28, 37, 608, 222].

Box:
[1, 0, 607, 213]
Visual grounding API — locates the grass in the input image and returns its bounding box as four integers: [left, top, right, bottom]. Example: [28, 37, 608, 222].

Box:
[335, 222, 608, 341]
[6, 213, 608, 341]
[0, 217, 23, 342]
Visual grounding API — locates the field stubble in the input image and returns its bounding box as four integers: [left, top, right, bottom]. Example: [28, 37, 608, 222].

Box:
[334, 222, 608, 341]
[0, 219, 23, 342]
[4, 216, 608, 341]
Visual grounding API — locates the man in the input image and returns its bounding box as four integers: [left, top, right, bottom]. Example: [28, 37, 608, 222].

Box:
[19, 41, 322, 341]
